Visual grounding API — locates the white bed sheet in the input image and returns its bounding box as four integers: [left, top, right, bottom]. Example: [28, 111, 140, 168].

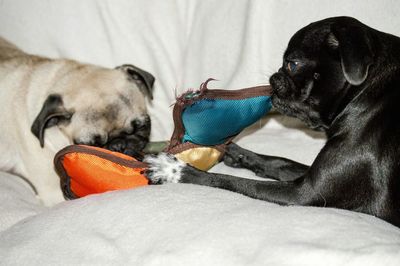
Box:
[0, 0, 400, 265]
[1, 115, 400, 265]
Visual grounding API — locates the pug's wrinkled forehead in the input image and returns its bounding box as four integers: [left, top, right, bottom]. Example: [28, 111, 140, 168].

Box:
[284, 22, 334, 62]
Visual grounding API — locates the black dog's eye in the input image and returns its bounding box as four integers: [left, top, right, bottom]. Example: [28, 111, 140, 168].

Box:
[287, 61, 299, 72]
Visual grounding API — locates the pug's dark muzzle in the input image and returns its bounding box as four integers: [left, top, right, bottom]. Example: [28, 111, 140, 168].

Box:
[269, 72, 297, 115]
[103, 115, 151, 160]
[270, 70, 290, 96]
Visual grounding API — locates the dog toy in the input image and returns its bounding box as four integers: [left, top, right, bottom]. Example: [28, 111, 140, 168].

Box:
[165, 79, 272, 170]
[54, 79, 272, 199]
[54, 145, 149, 199]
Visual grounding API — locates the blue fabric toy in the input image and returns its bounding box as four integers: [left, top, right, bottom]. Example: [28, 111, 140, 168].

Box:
[167, 79, 272, 170]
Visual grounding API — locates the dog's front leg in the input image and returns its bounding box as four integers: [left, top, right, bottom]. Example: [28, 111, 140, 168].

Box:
[145, 153, 318, 206]
[224, 143, 309, 181]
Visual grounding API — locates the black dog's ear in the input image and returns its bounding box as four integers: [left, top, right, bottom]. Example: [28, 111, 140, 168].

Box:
[117, 64, 155, 100]
[31, 94, 72, 148]
[329, 23, 374, 86]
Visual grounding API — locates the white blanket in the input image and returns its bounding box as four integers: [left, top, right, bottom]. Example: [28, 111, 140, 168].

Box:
[1, 0, 400, 265]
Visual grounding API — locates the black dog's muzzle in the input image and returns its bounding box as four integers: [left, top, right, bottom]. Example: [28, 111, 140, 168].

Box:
[269, 70, 293, 99]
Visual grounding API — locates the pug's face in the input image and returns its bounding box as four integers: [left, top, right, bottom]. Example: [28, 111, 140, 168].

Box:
[270, 17, 374, 131]
[31, 64, 155, 158]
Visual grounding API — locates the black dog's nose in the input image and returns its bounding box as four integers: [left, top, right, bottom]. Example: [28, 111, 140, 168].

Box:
[269, 72, 288, 96]
[269, 73, 280, 92]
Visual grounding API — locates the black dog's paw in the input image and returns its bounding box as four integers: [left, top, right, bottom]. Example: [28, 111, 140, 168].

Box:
[223, 143, 250, 168]
[143, 153, 186, 184]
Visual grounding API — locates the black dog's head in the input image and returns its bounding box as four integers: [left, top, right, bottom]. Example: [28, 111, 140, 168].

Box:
[270, 16, 376, 131]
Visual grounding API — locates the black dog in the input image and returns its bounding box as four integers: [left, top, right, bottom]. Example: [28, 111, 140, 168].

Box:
[145, 16, 400, 227]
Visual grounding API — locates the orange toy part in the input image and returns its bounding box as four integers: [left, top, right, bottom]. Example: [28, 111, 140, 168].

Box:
[54, 145, 149, 199]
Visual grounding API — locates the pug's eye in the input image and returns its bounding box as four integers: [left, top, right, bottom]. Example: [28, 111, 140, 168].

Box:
[287, 61, 299, 72]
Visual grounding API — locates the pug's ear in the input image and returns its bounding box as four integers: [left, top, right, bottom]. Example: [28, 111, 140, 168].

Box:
[31, 94, 72, 148]
[117, 64, 155, 100]
[329, 23, 374, 86]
